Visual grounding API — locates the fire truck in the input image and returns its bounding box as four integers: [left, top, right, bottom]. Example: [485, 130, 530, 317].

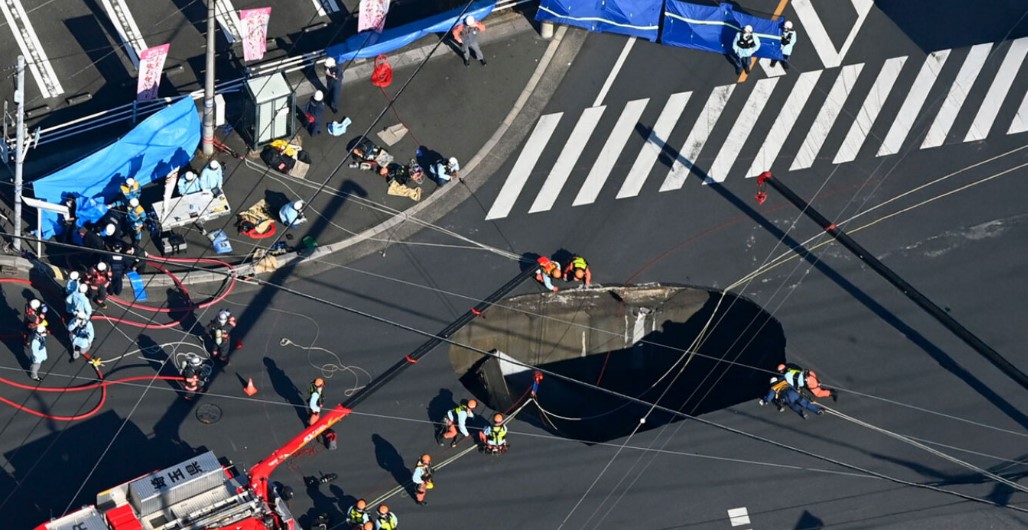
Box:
[34, 405, 349, 530]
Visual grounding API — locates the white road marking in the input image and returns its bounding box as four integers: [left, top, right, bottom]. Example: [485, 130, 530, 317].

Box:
[529, 107, 606, 213]
[922, 44, 991, 148]
[0, 0, 63, 98]
[791, 63, 864, 170]
[99, 0, 148, 67]
[1007, 89, 1028, 135]
[312, 0, 341, 17]
[833, 56, 907, 164]
[877, 50, 950, 156]
[748, 70, 822, 176]
[659, 84, 735, 191]
[758, 57, 787, 78]
[214, 0, 243, 43]
[727, 507, 751, 527]
[707, 78, 779, 182]
[617, 92, 691, 198]
[965, 37, 1028, 142]
[791, 0, 873, 68]
[594, 37, 636, 107]
[485, 113, 563, 220]
[573, 99, 649, 206]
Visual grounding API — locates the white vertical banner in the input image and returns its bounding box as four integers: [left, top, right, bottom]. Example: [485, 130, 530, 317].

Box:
[240, 7, 272, 62]
[136, 43, 169, 101]
[358, 0, 390, 33]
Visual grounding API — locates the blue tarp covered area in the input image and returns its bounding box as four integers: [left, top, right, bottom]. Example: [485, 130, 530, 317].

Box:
[326, 0, 496, 62]
[537, 0, 661, 41]
[662, 1, 786, 60]
[33, 96, 200, 238]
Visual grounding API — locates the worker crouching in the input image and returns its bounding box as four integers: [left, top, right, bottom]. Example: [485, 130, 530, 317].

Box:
[308, 377, 326, 425]
[437, 398, 477, 447]
[535, 256, 561, 293]
[345, 498, 370, 529]
[779, 363, 838, 401]
[478, 412, 509, 455]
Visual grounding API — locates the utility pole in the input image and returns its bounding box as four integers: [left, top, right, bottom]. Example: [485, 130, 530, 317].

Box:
[202, 0, 216, 156]
[12, 55, 25, 252]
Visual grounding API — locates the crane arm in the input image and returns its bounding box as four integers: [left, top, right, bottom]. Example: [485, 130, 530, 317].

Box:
[248, 404, 350, 499]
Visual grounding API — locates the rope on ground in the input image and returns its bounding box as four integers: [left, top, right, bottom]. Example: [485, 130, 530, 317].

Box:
[279, 337, 371, 397]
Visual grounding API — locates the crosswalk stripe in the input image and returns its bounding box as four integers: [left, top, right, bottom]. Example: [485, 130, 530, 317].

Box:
[659, 85, 735, 192]
[214, 0, 243, 43]
[99, 0, 148, 67]
[791, 63, 864, 170]
[707, 78, 779, 182]
[921, 44, 991, 148]
[878, 50, 950, 156]
[529, 107, 606, 213]
[1006, 89, 1028, 134]
[485, 113, 563, 220]
[758, 58, 787, 78]
[573, 99, 649, 206]
[617, 92, 691, 198]
[748, 70, 822, 176]
[965, 37, 1028, 142]
[833, 56, 907, 164]
[0, 0, 63, 98]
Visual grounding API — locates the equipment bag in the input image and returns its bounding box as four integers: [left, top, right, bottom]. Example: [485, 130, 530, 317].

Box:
[371, 54, 392, 87]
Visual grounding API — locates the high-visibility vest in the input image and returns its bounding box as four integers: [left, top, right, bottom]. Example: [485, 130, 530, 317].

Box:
[378, 513, 398, 530]
[784, 369, 806, 389]
[308, 382, 324, 407]
[571, 256, 588, 271]
[770, 379, 789, 397]
[346, 506, 366, 524]
[487, 424, 507, 444]
[537, 256, 557, 275]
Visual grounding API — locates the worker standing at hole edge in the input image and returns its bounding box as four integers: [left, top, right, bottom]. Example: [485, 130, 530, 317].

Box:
[375, 504, 398, 530]
[437, 398, 477, 447]
[207, 309, 237, 364]
[478, 412, 509, 454]
[345, 498, 370, 528]
[563, 256, 592, 287]
[411, 454, 433, 506]
[779, 363, 837, 401]
[535, 256, 561, 293]
[308, 377, 326, 425]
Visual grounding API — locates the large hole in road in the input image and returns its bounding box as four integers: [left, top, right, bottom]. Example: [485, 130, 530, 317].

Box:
[449, 284, 785, 443]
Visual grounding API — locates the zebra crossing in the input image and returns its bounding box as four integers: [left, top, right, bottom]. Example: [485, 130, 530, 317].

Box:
[485, 37, 1028, 221]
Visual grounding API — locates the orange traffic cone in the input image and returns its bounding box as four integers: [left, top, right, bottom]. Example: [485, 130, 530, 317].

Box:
[244, 378, 257, 396]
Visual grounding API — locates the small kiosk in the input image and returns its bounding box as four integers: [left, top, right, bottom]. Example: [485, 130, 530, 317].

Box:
[242, 73, 294, 149]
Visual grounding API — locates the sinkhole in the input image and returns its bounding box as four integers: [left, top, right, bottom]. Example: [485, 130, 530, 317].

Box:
[449, 284, 786, 443]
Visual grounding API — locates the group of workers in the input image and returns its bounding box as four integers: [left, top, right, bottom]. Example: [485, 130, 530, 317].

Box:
[534, 255, 593, 293]
[730, 20, 797, 75]
[760, 362, 838, 419]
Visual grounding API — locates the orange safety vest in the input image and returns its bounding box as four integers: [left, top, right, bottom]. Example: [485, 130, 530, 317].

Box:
[537, 256, 558, 275]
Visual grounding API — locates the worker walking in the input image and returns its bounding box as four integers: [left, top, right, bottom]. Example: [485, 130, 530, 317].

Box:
[562, 256, 592, 287]
[478, 412, 509, 455]
[375, 504, 398, 530]
[535, 256, 561, 293]
[305, 91, 327, 136]
[28, 325, 48, 381]
[761, 376, 823, 419]
[453, 15, 488, 67]
[66, 283, 93, 318]
[67, 311, 94, 361]
[437, 398, 477, 447]
[775, 20, 797, 70]
[120, 177, 141, 205]
[324, 57, 342, 114]
[24, 299, 48, 346]
[345, 499, 371, 529]
[411, 454, 433, 506]
[127, 198, 146, 242]
[730, 24, 761, 75]
[308, 377, 326, 425]
[87, 262, 112, 309]
[207, 309, 237, 363]
[779, 363, 837, 401]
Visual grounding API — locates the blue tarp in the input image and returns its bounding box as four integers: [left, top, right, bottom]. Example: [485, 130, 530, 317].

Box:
[536, 0, 661, 41]
[326, 0, 497, 62]
[662, 1, 786, 60]
[33, 97, 200, 239]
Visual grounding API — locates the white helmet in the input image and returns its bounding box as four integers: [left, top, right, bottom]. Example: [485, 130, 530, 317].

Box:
[184, 171, 197, 181]
[126, 177, 136, 186]
[36, 324, 46, 334]
[448, 157, 459, 166]
[97, 262, 108, 271]
[325, 57, 336, 67]
[78, 284, 89, 294]
[744, 24, 753, 34]
[465, 15, 475, 25]
[76, 311, 87, 320]
[218, 309, 231, 323]
[209, 160, 220, 170]
[314, 90, 324, 102]
[69, 271, 80, 281]
[783, 20, 793, 31]
[129, 198, 140, 208]
[29, 299, 41, 310]
[105, 223, 116, 236]
[293, 200, 304, 210]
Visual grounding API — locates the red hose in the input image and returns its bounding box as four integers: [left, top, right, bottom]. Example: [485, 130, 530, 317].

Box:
[0, 369, 184, 421]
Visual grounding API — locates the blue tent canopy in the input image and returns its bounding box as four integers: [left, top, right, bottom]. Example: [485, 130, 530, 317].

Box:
[32, 97, 200, 238]
[537, 0, 661, 41]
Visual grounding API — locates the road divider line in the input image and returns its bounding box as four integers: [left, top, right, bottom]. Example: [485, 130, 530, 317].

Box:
[0, 0, 64, 98]
[748, 70, 821, 176]
[877, 50, 949, 156]
[486, 113, 563, 220]
[708, 78, 778, 182]
[660, 84, 734, 191]
[214, 0, 243, 43]
[791, 62, 864, 170]
[529, 107, 606, 213]
[573, 99, 648, 206]
[99, 0, 148, 68]
[617, 92, 691, 198]
[921, 44, 990, 148]
[833, 56, 906, 164]
[965, 36, 1028, 142]
[594, 37, 636, 108]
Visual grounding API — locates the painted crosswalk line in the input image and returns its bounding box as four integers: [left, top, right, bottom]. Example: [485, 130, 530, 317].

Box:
[832, 56, 906, 164]
[922, 44, 991, 148]
[530, 107, 606, 213]
[749, 70, 822, 176]
[573, 98, 648, 206]
[708, 78, 779, 182]
[486, 113, 563, 220]
[659, 85, 735, 192]
[965, 37, 1028, 142]
[791, 63, 864, 170]
[617, 92, 691, 198]
[878, 50, 950, 156]
[0, 0, 64, 98]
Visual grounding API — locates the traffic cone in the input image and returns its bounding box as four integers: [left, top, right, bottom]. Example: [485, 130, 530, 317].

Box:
[244, 378, 257, 396]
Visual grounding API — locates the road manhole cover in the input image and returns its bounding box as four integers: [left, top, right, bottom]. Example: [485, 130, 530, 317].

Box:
[196, 403, 222, 424]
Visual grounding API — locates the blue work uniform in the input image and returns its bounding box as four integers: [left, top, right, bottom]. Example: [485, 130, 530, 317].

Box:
[65, 277, 80, 295]
[178, 177, 203, 196]
[120, 181, 141, 203]
[68, 318, 94, 355]
[66, 291, 93, 318]
[199, 166, 223, 192]
[279, 203, 306, 227]
[780, 28, 797, 59]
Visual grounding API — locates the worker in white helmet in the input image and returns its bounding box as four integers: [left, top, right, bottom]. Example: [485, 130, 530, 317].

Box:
[178, 170, 203, 196]
[776, 20, 797, 70]
[731, 24, 761, 75]
[208, 309, 237, 364]
[65, 270, 81, 295]
[453, 14, 488, 67]
[199, 159, 224, 194]
[323, 57, 342, 114]
[279, 199, 308, 227]
[23, 298, 47, 346]
[87, 261, 113, 309]
[66, 283, 93, 318]
[304, 90, 326, 136]
[28, 324, 48, 381]
[429, 156, 460, 185]
[67, 311, 94, 360]
[127, 197, 147, 242]
[120, 176, 141, 205]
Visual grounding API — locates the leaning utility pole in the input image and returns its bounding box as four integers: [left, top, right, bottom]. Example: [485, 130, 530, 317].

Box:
[202, 0, 216, 156]
[12, 55, 25, 251]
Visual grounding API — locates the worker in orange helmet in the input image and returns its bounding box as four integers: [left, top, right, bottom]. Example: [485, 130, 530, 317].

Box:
[437, 398, 477, 447]
[778, 363, 837, 401]
[535, 256, 561, 292]
[376, 504, 398, 530]
[308, 377, 326, 425]
[562, 256, 592, 286]
[478, 412, 509, 455]
[345, 498, 370, 528]
[411, 454, 433, 506]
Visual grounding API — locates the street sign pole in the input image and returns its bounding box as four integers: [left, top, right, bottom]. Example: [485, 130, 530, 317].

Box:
[13, 55, 25, 252]
[202, 0, 216, 156]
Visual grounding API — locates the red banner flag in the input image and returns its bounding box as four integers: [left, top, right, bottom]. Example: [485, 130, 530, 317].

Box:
[137, 43, 170, 101]
[240, 7, 272, 62]
[358, 0, 390, 33]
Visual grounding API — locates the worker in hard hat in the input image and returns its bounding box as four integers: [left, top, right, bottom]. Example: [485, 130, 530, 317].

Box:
[438, 398, 477, 447]
[760, 376, 823, 419]
[207, 309, 237, 363]
[279, 199, 308, 227]
[65, 270, 82, 295]
[28, 324, 48, 381]
[411, 454, 433, 506]
[199, 160, 224, 194]
[345, 498, 370, 528]
[375, 504, 397, 530]
[428, 156, 459, 185]
[24, 299, 48, 346]
[730, 24, 761, 75]
[453, 15, 487, 67]
[127, 197, 147, 242]
[67, 311, 94, 361]
[87, 261, 112, 309]
[324, 57, 342, 114]
[308, 377, 326, 425]
[562, 255, 592, 287]
[305, 90, 327, 136]
[101, 221, 125, 249]
[66, 283, 93, 318]
[535, 256, 561, 293]
[120, 176, 141, 205]
[478, 412, 509, 455]
[178, 170, 203, 195]
[778, 363, 837, 401]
